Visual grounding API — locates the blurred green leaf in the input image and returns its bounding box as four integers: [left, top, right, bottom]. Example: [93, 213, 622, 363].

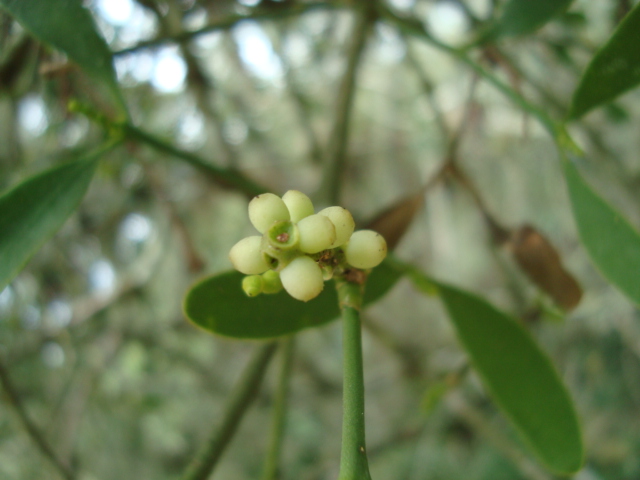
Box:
[494, 0, 574, 37]
[437, 282, 583, 474]
[183, 261, 402, 339]
[563, 159, 640, 305]
[0, 157, 99, 292]
[0, 0, 127, 116]
[568, 3, 640, 119]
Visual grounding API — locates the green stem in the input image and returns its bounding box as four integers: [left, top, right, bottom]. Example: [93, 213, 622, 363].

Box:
[261, 337, 295, 480]
[123, 124, 265, 198]
[335, 278, 372, 480]
[70, 102, 268, 197]
[181, 342, 278, 480]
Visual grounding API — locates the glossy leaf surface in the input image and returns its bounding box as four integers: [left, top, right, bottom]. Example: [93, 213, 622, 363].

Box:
[563, 159, 640, 305]
[0, 0, 126, 114]
[494, 0, 574, 37]
[569, 3, 640, 118]
[184, 261, 402, 339]
[0, 158, 98, 291]
[437, 282, 583, 474]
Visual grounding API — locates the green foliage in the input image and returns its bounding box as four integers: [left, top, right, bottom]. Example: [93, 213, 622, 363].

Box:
[569, 2, 640, 119]
[184, 261, 402, 339]
[437, 282, 584, 474]
[0, 156, 99, 292]
[0, 0, 127, 116]
[493, 0, 574, 38]
[2, 0, 640, 478]
[563, 158, 640, 305]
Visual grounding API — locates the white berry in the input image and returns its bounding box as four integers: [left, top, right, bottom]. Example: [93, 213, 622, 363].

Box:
[317, 206, 355, 247]
[229, 236, 270, 274]
[248, 193, 290, 233]
[282, 190, 315, 223]
[344, 230, 387, 269]
[297, 214, 337, 254]
[280, 256, 324, 301]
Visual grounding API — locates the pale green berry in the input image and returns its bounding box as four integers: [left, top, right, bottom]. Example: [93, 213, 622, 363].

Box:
[242, 275, 264, 297]
[280, 256, 324, 302]
[297, 214, 337, 254]
[344, 230, 387, 269]
[229, 236, 270, 274]
[265, 220, 299, 251]
[317, 206, 355, 247]
[282, 190, 314, 223]
[261, 270, 283, 294]
[261, 234, 301, 272]
[248, 193, 290, 233]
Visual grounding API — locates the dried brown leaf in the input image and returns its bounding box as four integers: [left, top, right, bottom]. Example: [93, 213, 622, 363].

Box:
[364, 192, 423, 251]
[509, 225, 583, 311]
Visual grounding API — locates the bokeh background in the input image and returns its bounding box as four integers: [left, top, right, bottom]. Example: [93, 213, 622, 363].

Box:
[2, 0, 640, 479]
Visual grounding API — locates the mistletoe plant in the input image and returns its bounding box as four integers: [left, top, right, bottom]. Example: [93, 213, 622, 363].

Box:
[5, 0, 640, 479]
[229, 190, 387, 479]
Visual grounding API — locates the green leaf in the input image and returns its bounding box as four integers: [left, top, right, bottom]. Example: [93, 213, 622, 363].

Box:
[563, 158, 640, 305]
[0, 157, 98, 292]
[494, 0, 574, 38]
[183, 261, 403, 339]
[437, 282, 583, 474]
[0, 0, 126, 116]
[568, 3, 640, 119]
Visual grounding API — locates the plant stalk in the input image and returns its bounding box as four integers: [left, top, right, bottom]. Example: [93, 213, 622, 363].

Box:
[336, 278, 372, 480]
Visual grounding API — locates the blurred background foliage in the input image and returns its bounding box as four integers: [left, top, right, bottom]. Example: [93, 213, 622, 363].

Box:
[1, 0, 640, 479]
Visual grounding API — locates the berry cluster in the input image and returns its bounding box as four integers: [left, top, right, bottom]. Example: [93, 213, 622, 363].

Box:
[229, 191, 387, 302]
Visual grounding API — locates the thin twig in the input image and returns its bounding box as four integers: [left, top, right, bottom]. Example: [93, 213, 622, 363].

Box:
[379, 5, 561, 138]
[320, 7, 376, 205]
[114, 1, 344, 56]
[0, 358, 76, 480]
[261, 337, 295, 480]
[141, 161, 206, 272]
[180, 342, 278, 480]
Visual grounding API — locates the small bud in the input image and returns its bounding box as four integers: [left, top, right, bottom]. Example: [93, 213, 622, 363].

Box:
[344, 230, 387, 269]
[229, 236, 270, 274]
[261, 270, 283, 294]
[317, 206, 355, 247]
[248, 193, 290, 233]
[242, 275, 264, 297]
[320, 264, 334, 281]
[280, 256, 324, 302]
[297, 214, 337, 253]
[282, 190, 315, 223]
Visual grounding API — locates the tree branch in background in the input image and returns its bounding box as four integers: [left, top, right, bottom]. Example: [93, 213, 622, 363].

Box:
[261, 337, 295, 480]
[180, 342, 278, 480]
[114, 1, 344, 57]
[320, 7, 375, 205]
[0, 358, 76, 480]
